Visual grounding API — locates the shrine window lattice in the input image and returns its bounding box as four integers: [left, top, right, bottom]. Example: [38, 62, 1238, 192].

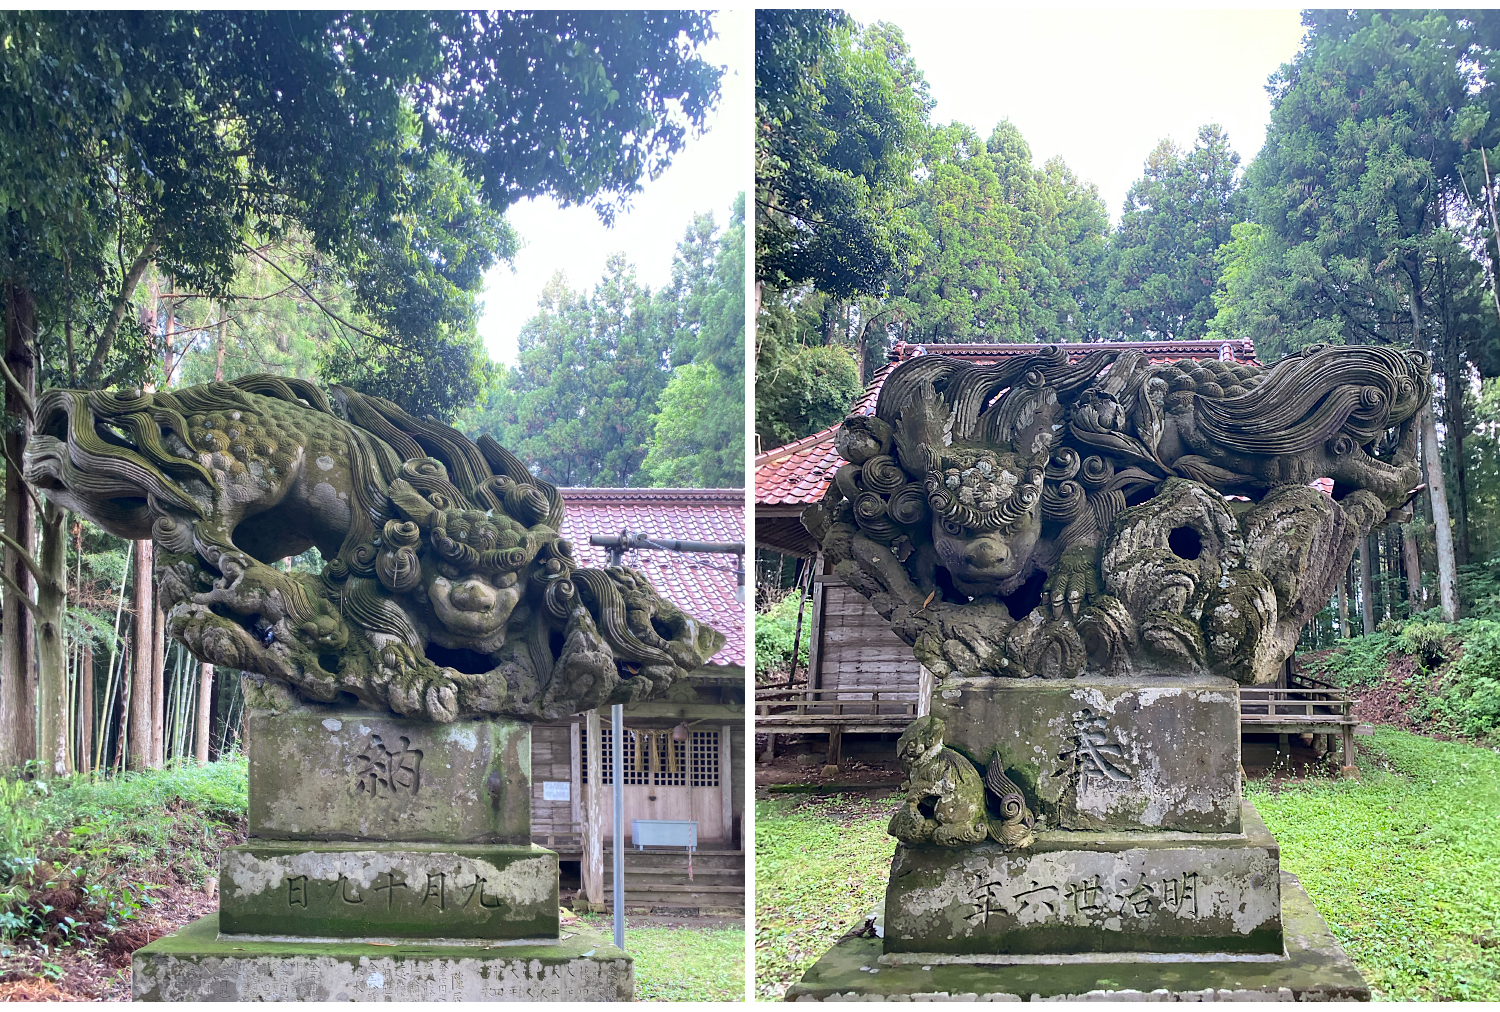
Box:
[581, 728, 719, 788]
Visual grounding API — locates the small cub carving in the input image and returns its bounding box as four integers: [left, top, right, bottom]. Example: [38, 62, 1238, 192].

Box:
[889, 715, 988, 847]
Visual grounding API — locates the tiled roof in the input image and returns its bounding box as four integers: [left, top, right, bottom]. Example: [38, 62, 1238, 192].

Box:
[755, 339, 1260, 511]
[558, 488, 745, 668]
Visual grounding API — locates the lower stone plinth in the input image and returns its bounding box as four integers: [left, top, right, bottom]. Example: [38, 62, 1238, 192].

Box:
[132, 914, 632, 1001]
[219, 842, 559, 940]
[883, 801, 1280, 956]
[784, 872, 1367, 1001]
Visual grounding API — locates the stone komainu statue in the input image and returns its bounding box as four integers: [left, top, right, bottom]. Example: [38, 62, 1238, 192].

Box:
[25, 376, 723, 723]
[804, 344, 1431, 686]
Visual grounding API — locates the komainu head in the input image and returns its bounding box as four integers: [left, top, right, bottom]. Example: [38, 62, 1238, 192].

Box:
[26, 375, 724, 722]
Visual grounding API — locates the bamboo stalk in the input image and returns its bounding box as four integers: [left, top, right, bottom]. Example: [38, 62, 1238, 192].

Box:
[195, 662, 214, 763]
[78, 644, 93, 774]
[93, 548, 132, 773]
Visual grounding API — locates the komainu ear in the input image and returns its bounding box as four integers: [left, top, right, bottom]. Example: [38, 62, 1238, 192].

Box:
[893, 379, 951, 478]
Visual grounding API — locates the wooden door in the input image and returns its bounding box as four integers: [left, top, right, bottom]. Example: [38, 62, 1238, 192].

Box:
[582, 727, 725, 844]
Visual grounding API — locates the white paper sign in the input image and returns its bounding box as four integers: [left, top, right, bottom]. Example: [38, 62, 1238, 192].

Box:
[542, 781, 571, 801]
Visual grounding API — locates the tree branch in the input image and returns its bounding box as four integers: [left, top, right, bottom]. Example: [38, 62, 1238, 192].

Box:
[0, 571, 38, 616]
[0, 353, 33, 419]
[0, 440, 45, 515]
[0, 530, 45, 585]
[84, 240, 159, 387]
[238, 242, 386, 343]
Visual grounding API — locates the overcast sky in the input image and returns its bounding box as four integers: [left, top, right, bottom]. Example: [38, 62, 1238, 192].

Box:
[842, 6, 1307, 222]
[477, 10, 749, 367]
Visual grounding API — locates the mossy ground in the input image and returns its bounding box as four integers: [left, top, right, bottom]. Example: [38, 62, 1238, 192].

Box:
[754, 728, 1500, 1002]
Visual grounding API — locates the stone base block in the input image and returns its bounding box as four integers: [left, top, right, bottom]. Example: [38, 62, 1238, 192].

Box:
[884, 801, 1280, 956]
[220, 842, 558, 940]
[933, 675, 1241, 833]
[785, 872, 1367, 1001]
[248, 707, 531, 844]
[132, 914, 632, 1001]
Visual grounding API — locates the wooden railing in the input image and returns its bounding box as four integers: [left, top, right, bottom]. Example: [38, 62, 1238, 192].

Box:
[1239, 687, 1352, 724]
[531, 819, 583, 850]
[755, 687, 918, 723]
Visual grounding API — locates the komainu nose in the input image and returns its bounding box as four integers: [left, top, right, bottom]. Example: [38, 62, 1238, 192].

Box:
[963, 539, 1008, 569]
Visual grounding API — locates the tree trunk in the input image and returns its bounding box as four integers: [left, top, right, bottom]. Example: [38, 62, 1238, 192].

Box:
[129, 539, 154, 771]
[1359, 534, 1376, 635]
[215, 304, 228, 382]
[195, 662, 213, 763]
[35, 501, 70, 777]
[1, 283, 36, 769]
[151, 602, 165, 766]
[1402, 523, 1422, 611]
[1421, 408, 1460, 621]
[1436, 257, 1471, 564]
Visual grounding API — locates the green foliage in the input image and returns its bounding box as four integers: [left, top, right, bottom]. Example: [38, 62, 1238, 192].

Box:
[0, 779, 43, 909]
[754, 794, 898, 1000]
[1431, 621, 1500, 738]
[469, 198, 744, 488]
[1107, 125, 1244, 340]
[5, 11, 722, 420]
[640, 195, 747, 488]
[639, 361, 744, 487]
[755, 13, 930, 298]
[755, 339, 863, 447]
[1300, 631, 1400, 687]
[0, 757, 247, 944]
[893, 121, 1110, 342]
[1399, 621, 1451, 670]
[754, 593, 813, 679]
[1248, 728, 1500, 999]
[466, 259, 670, 486]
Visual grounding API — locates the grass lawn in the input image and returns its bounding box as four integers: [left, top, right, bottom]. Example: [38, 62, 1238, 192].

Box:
[1249, 727, 1500, 1001]
[753, 794, 894, 1000]
[575, 914, 746, 1001]
[753, 728, 1500, 1001]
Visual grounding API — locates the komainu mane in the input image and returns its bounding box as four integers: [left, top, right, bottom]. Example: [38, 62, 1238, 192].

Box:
[804, 343, 1430, 685]
[25, 376, 723, 722]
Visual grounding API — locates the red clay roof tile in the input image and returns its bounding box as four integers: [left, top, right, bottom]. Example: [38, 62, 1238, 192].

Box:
[559, 488, 745, 668]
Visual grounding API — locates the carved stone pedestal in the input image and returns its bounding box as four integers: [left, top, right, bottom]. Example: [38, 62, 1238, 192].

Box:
[786, 681, 1368, 1001]
[786, 871, 1366, 1001]
[134, 706, 632, 1001]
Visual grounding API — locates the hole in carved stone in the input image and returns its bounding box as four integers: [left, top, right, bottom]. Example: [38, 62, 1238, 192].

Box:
[1000, 568, 1048, 621]
[319, 653, 341, 673]
[917, 797, 937, 820]
[933, 565, 965, 603]
[549, 628, 566, 659]
[1168, 525, 1202, 560]
[1124, 484, 1157, 508]
[651, 617, 675, 641]
[423, 643, 495, 674]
